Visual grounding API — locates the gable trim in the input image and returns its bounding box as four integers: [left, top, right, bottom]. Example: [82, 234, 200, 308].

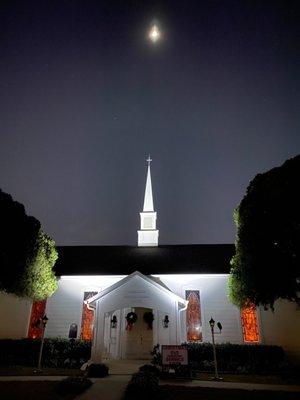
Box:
[86, 271, 188, 307]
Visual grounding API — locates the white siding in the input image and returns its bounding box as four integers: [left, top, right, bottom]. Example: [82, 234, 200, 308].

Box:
[259, 299, 300, 362]
[45, 275, 124, 338]
[0, 291, 32, 338]
[45, 274, 243, 345]
[156, 274, 243, 344]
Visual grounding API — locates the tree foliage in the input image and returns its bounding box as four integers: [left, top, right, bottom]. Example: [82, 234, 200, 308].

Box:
[229, 155, 300, 309]
[0, 189, 58, 300]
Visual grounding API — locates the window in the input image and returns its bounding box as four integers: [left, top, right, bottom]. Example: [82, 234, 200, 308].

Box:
[143, 216, 153, 229]
[185, 290, 202, 342]
[28, 300, 47, 339]
[241, 303, 260, 342]
[80, 292, 97, 340]
[69, 323, 78, 339]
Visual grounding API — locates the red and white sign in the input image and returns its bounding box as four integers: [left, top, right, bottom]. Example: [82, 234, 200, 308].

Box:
[162, 345, 188, 365]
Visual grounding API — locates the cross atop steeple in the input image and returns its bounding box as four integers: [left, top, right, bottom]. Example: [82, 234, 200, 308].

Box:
[147, 155, 152, 166]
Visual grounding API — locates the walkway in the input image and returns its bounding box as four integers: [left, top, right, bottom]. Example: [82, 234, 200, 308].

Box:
[75, 375, 130, 400]
[0, 375, 66, 381]
[74, 360, 147, 400]
[161, 379, 300, 392]
[106, 359, 149, 375]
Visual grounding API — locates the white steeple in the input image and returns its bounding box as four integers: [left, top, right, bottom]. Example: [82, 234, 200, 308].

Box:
[143, 156, 154, 212]
[138, 156, 159, 247]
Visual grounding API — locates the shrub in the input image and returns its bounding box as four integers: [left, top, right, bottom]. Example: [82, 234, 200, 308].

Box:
[151, 343, 288, 374]
[124, 371, 159, 400]
[151, 343, 161, 366]
[0, 338, 91, 368]
[56, 377, 92, 395]
[86, 363, 109, 378]
[139, 364, 160, 376]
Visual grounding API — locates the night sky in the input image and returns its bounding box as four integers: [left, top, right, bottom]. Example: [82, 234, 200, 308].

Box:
[0, 1, 299, 246]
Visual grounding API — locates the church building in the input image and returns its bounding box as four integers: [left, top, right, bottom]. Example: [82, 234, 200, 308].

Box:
[0, 159, 299, 362]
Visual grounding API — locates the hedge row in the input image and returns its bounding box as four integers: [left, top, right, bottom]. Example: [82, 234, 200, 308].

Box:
[152, 342, 288, 373]
[185, 342, 287, 373]
[0, 339, 288, 373]
[0, 338, 91, 368]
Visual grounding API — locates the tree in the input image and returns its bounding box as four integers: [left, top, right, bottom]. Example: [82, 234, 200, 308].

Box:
[0, 189, 58, 300]
[229, 155, 300, 309]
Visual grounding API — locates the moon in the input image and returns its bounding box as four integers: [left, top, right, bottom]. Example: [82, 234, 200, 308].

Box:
[149, 24, 161, 43]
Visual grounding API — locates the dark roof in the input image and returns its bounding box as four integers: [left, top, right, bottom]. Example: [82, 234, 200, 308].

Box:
[55, 244, 235, 276]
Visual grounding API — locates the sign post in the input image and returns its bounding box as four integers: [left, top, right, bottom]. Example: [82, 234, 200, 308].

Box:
[162, 345, 188, 365]
[161, 345, 190, 378]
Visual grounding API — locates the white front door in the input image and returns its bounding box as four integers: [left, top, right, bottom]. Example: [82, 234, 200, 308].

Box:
[123, 307, 153, 359]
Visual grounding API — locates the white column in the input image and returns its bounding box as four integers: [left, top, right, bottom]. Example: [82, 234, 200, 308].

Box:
[91, 300, 105, 363]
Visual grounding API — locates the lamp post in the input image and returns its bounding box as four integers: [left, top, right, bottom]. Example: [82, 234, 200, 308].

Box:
[209, 317, 222, 381]
[37, 314, 49, 370]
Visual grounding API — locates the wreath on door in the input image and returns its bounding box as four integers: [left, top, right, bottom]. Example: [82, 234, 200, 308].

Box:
[126, 312, 138, 330]
[143, 311, 154, 330]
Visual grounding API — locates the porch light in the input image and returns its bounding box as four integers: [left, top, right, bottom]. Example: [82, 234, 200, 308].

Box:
[41, 315, 49, 327]
[163, 315, 169, 328]
[111, 315, 117, 329]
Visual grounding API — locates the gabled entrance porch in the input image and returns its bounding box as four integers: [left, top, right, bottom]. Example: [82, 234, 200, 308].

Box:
[86, 271, 188, 362]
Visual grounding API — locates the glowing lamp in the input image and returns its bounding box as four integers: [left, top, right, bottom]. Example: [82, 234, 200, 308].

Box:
[209, 317, 215, 329]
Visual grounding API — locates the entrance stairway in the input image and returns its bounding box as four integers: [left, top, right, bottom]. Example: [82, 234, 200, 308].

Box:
[105, 359, 149, 375]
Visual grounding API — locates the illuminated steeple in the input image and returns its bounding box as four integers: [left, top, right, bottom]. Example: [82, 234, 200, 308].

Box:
[143, 156, 154, 212]
[138, 156, 159, 247]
